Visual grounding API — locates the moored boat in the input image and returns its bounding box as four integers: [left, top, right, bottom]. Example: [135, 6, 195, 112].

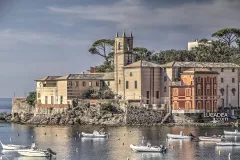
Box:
[0, 141, 29, 150]
[82, 129, 108, 138]
[216, 142, 240, 146]
[17, 149, 49, 157]
[130, 143, 167, 152]
[167, 131, 194, 139]
[198, 135, 223, 142]
[224, 129, 240, 135]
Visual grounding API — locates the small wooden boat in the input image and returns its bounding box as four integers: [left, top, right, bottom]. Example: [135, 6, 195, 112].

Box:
[198, 135, 223, 142]
[0, 141, 29, 150]
[130, 143, 167, 152]
[167, 131, 194, 139]
[82, 129, 108, 138]
[216, 142, 240, 146]
[224, 129, 240, 135]
[17, 149, 49, 157]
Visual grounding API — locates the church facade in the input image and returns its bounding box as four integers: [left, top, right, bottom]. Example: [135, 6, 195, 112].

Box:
[35, 31, 240, 113]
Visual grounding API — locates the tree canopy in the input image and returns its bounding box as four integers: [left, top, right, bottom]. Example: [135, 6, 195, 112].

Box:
[133, 47, 153, 61]
[26, 91, 36, 106]
[88, 39, 115, 62]
[212, 28, 240, 46]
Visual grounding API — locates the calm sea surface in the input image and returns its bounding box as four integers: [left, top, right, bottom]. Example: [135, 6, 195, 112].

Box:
[0, 99, 240, 160]
[0, 98, 12, 113]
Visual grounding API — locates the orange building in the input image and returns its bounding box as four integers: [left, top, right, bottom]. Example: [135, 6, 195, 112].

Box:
[170, 68, 219, 113]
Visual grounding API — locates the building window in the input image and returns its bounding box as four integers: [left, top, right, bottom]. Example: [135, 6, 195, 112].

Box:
[156, 91, 159, 99]
[232, 88, 236, 96]
[96, 81, 99, 87]
[197, 84, 202, 96]
[130, 72, 133, 76]
[134, 81, 137, 89]
[185, 101, 191, 111]
[209, 68, 212, 71]
[82, 81, 86, 87]
[206, 84, 210, 96]
[206, 101, 211, 111]
[232, 78, 235, 83]
[119, 80, 121, 84]
[197, 101, 201, 110]
[147, 91, 150, 99]
[68, 81, 72, 87]
[164, 76, 167, 82]
[45, 96, 48, 104]
[173, 88, 178, 96]
[207, 77, 210, 82]
[213, 84, 217, 96]
[185, 88, 191, 96]
[102, 81, 105, 87]
[118, 42, 121, 50]
[38, 93, 41, 98]
[89, 81, 92, 86]
[173, 102, 178, 110]
[126, 81, 129, 89]
[220, 88, 224, 96]
[232, 68, 235, 72]
[107, 81, 110, 86]
[60, 96, 63, 104]
[221, 78, 224, 83]
[197, 77, 201, 83]
[164, 87, 167, 92]
[146, 100, 149, 104]
[163, 68, 166, 73]
[51, 96, 54, 104]
[221, 68, 224, 72]
[76, 81, 79, 87]
[213, 77, 216, 83]
[43, 83, 46, 87]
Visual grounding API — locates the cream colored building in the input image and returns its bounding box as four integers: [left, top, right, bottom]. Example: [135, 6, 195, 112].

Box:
[188, 40, 212, 50]
[36, 31, 240, 110]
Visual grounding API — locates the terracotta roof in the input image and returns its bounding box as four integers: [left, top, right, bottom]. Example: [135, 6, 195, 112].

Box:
[161, 61, 240, 68]
[182, 68, 219, 74]
[124, 60, 161, 68]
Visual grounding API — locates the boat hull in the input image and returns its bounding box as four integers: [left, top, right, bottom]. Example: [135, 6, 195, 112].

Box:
[167, 134, 191, 139]
[81, 132, 107, 138]
[130, 144, 166, 152]
[17, 149, 48, 157]
[1, 142, 28, 150]
[216, 142, 240, 146]
[224, 130, 240, 135]
[199, 136, 222, 142]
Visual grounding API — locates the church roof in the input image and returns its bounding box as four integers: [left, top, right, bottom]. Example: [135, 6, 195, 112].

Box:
[124, 60, 161, 68]
[161, 61, 240, 68]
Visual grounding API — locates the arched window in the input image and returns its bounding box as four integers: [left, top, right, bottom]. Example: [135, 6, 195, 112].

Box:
[185, 101, 191, 111]
[118, 42, 121, 50]
[173, 101, 178, 110]
[197, 84, 202, 96]
[232, 68, 235, 72]
[164, 87, 167, 92]
[220, 88, 224, 96]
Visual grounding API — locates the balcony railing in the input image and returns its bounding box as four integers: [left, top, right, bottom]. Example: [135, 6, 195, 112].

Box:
[36, 87, 57, 92]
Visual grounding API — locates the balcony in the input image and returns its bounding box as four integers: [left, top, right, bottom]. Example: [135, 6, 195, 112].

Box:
[169, 81, 194, 86]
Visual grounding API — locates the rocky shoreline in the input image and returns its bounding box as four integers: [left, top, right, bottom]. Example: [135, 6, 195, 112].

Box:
[0, 112, 12, 122]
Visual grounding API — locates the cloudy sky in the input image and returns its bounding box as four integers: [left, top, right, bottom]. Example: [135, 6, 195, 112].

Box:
[0, 0, 240, 98]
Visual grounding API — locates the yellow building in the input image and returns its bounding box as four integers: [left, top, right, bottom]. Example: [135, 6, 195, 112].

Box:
[36, 31, 240, 110]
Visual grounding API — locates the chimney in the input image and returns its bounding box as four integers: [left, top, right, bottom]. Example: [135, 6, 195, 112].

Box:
[116, 32, 118, 37]
[123, 30, 126, 37]
[90, 67, 95, 73]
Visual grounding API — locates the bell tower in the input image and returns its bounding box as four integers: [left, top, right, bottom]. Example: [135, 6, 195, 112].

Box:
[114, 31, 136, 97]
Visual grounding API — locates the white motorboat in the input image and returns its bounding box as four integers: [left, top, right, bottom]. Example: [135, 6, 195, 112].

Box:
[167, 131, 193, 139]
[198, 135, 223, 142]
[0, 141, 29, 150]
[216, 142, 240, 146]
[224, 129, 240, 135]
[130, 143, 167, 152]
[17, 149, 49, 157]
[82, 129, 108, 138]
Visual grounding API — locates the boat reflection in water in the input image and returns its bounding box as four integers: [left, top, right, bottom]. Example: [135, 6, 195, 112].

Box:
[81, 137, 106, 142]
[16, 157, 48, 160]
[141, 152, 163, 158]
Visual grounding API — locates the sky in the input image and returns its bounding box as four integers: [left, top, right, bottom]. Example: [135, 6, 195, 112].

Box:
[0, 0, 240, 98]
